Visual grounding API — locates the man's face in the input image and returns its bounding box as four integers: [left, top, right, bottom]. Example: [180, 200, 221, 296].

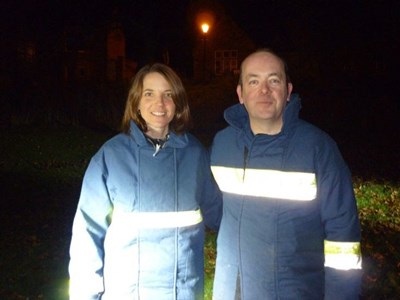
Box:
[237, 52, 293, 134]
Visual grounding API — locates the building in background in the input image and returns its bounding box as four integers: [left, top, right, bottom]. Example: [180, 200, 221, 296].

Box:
[63, 20, 136, 84]
[193, 13, 256, 81]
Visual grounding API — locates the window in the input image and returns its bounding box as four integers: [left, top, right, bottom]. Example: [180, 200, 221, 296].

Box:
[215, 50, 238, 75]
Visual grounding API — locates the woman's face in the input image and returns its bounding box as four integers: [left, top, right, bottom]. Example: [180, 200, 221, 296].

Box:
[138, 72, 176, 139]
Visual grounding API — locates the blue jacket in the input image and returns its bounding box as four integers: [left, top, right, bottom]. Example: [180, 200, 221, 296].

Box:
[69, 121, 222, 300]
[210, 95, 362, 299]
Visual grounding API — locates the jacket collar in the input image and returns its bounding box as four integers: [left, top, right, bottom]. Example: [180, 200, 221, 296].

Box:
[224, 93, 301, 136]
[129, 120, 188, 149]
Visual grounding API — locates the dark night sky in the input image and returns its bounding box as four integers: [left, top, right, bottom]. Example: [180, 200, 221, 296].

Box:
[3, 0, 398, 68]
[3, 0, 399, 122]
[3, 0, 398, 110]
[3, 1, 399, 111]
[1, 0, 399, 178]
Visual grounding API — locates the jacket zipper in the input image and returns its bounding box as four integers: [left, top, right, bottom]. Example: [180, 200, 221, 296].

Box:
[243, 146, 249, 182]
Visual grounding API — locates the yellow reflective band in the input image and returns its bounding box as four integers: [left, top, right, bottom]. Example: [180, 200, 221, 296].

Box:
[324, 240, 362, 270]
[112, 208, 203, 228]
[211, 166, 317, 201]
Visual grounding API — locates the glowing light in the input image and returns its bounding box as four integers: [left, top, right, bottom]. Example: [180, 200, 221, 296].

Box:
[196, 10, 214, 34]
[201, 23, 209, 34]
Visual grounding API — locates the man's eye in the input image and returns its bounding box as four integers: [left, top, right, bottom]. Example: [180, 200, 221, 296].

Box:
[249, 80, 258, 85]
[270, 78, 281, 84]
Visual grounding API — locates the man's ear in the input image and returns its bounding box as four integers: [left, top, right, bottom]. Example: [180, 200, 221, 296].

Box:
[237, 85, 244, 104]
[287, 83, 293, 101]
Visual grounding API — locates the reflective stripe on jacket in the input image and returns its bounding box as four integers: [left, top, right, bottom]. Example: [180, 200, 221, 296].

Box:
[69, 121, 222, 300]
[211, 95, 362, 300]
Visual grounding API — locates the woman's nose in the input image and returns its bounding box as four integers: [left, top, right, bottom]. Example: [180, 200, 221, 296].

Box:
[155, 94, 165, 105]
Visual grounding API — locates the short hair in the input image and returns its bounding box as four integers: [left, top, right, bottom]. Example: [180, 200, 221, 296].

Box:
[238, 48, 291, 87]
[121, 63, 191, 135]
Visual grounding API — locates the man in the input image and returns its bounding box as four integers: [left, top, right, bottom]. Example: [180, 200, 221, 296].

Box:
[210, 49, 362, 299]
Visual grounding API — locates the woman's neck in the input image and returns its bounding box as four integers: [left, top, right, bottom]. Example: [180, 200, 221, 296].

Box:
[145, 128, 169, 140]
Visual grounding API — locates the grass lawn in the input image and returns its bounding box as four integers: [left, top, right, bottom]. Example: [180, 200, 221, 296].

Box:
[0, 125, 399, 299]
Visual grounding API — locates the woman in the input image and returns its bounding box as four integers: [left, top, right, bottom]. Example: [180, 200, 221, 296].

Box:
[69, 63, 222, 300]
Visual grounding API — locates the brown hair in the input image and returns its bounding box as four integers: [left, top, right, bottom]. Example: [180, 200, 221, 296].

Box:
[121, 63, 191, 135]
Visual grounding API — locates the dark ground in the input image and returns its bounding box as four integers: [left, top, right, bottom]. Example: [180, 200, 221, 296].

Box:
[0, 126, 108, 299]
[1, 176, 77, 299]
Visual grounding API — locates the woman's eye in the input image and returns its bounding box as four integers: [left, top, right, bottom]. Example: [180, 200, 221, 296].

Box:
[144, 92, 152, 97]
[165, 92, 173, 98]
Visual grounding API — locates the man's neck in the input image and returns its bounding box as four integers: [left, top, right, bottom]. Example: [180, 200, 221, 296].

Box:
[250, 120, 283, 135]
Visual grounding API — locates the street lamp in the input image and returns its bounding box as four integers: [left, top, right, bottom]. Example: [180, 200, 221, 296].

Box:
[201, 23, 209, 81]
[201, 23, 209, 34]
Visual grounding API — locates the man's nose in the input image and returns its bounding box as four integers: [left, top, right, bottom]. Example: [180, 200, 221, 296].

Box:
[261, 82, 271, 94]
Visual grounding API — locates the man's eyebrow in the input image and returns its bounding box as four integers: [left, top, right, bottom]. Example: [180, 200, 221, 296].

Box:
[245, 73, 260, 79]
[267, 72, 281, 77]
[245, 72, 282, 79]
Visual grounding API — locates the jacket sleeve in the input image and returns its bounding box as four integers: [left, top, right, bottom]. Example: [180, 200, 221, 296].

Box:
[199, 148, 223, 231]
[69, 154, 113, 299]
[318, 141, 362, 299]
